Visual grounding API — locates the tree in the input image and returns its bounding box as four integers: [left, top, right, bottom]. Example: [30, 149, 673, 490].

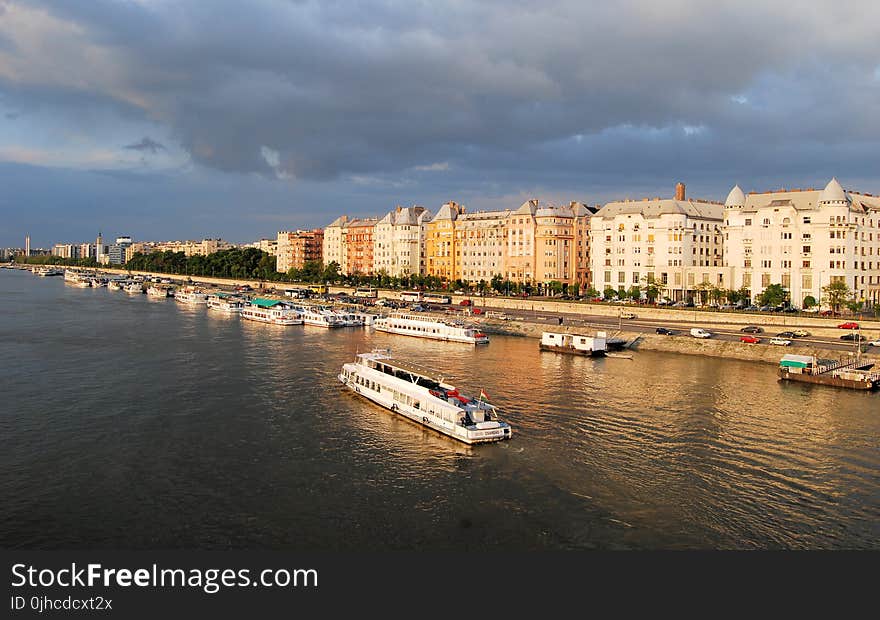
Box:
[757, 283, 787, 307]
[602, 286, 617, 300]
[626, 285, 640, 301]
[640, 276, 660, 303]
[822, 280, 851, 313]
[584, 286, 599, 299]
[802, 295, 817, 309]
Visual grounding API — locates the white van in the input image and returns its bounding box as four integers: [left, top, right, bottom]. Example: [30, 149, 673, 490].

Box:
[690, 328, 712, 339]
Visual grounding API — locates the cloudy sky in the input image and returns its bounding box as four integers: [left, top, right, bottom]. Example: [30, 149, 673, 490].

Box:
[1, 0, 879, 247]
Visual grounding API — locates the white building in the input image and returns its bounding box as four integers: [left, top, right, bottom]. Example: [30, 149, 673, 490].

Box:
[723, 178, 880, 308]
[322, 215, 349, 274]
[373, 206, 432, 277]
[589, 184, 725, 299]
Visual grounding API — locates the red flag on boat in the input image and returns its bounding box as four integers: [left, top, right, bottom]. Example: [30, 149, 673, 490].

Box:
[479, 389, 490, 401]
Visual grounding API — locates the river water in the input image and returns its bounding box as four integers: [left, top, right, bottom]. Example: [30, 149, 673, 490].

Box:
[1, 269, 877, 550]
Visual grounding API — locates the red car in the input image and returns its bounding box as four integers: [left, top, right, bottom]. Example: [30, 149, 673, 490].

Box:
[740, 335, 761, 344]
[459, 299, 472, 306]
[838, 322, 859, 329]
[472, 308, 484, 315]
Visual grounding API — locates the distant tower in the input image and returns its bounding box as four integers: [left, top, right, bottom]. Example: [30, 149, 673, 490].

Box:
[25, 235, 30, 257]
[675, 182, 686, 201]
[96, 231, 103, 262]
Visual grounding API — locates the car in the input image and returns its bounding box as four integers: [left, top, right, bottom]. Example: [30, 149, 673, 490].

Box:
[655, 327, 676, 335]
[791, 330, 810, 338]
[459, 299, 472, 306]
[758, 305, 772, 312]
[770, 337, 792, 346]
[656, 299, 672, 306]
[453, 289, 465, 295]
[869, 339, 880, 347]
[411, 305, 427, 312]
[743, 305, 758, 312]
[740, 335, 761, 344]
[619, 311, 637, 319]
[840, 333, 865, 342]
[776, 331, 796, 338]
[838, 322, 859, 329]
[472, 308, 484, 315]
[690, 328, 712, 339]
[783, 307, 799, 313]
[740, 325, 763, 333]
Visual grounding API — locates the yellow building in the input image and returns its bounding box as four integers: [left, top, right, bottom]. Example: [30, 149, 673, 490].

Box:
[425, 201, 463, 281]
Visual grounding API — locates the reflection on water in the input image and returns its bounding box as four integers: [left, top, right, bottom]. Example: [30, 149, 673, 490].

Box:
[1, 269, 878, 550]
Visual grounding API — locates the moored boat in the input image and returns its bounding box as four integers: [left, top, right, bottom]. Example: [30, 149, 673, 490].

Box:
[339, 349, 511, 444]
[778, 354, 878, 390]
[147, 285, 173, 298]
[291, 305, 343, 328]
[373, 313, 488, 344]
[174, 286, 208, 304]
[540, 331, 607, 356]
[240, 298, 303, 325]
[207, 292, 245, 314]
[124, 282, 144, 294]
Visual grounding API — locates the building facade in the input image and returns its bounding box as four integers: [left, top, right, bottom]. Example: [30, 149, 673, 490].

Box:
[723, 178, 880, 308]
[322, 215, 349, 274]
[373, 206, 432, 277]
[589, 184, 725, 300]
[425, 201, 464, 282]
[344, 219, 378, 276]
[276, 229, 324, 273]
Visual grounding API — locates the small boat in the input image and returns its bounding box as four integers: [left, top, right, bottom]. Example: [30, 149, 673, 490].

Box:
[291, 305, 343, 328]
[35, 267, 63, 277]
[124, 282, 143, 294]
[339, 349, 512, 444]
[373, 313, 488, 344]
[147, 285, 173, 298]
[107, 280, 124, 291]
[207, 292, 245, 314]
[174, 286, 208, 304]
[240, 298, 303, 325]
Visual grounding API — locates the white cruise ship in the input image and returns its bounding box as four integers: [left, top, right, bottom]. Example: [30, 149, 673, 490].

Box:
[240, 298, 303, 325]
[174, 286, 208, 304]
[207, 293, 245, 314]
[291, 305, 343, 328]
[373, 313, 489, 344]
[339, 350, 511, 444]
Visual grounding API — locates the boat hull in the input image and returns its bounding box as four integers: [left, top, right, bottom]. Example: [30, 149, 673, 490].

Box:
[374, 325, 489, 344]
[338, 372, 510, 445]
[539, 343, 605, 357]
[778, 368, 876, 390]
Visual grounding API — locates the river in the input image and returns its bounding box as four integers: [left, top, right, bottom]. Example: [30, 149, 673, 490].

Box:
[1, 268, 877, 549]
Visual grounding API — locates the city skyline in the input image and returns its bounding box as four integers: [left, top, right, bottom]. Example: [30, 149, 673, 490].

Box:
[2, 1, 879, 247]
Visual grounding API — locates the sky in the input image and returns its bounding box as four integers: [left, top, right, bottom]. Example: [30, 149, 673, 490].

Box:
[1, 0, 879, 247]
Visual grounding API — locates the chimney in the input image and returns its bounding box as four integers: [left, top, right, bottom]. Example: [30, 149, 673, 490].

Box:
[675, 182, 686, 201]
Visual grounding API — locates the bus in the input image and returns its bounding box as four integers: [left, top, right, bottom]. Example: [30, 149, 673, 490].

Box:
[353, 287, 378, 298]
[423, 294, 451, 305]
[400, 291, 423, 303]
[308, 284, 328, 295]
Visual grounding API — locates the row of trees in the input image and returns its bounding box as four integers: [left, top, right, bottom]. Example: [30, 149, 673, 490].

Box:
[126, 248, 280, 281]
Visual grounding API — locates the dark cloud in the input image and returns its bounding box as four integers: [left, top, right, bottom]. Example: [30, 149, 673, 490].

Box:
[123, 137, 166, 154]
[1, 1, 878, 245]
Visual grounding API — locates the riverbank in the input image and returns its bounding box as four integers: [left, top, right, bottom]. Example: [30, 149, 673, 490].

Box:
[471, 316, 878, 367]
[9, 265, 878, 368]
